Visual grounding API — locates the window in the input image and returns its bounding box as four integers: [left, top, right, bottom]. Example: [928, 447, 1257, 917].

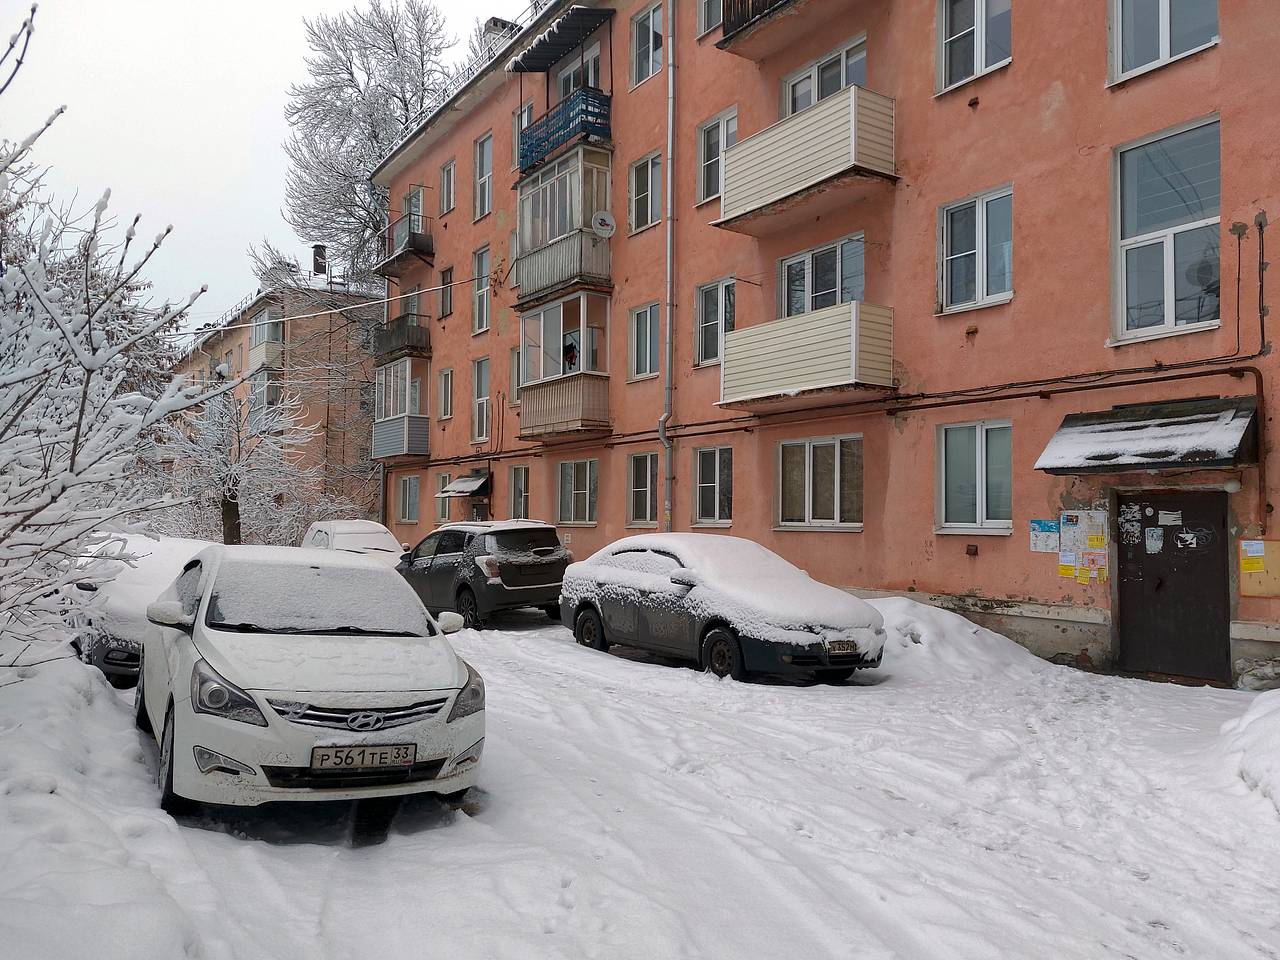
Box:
[781, 235, 865, 317]
[631, 153, 661, 231]
[402, 285, 422, 319]
[629, 452, 659, 524]
[249, 306, 283, 347]
[473, 247, 490, 333]
[247, 370, 281, 428]
[436, 474, 450, 523]
[940, 0, 1012, 90]
[223, 350, 233, 373]
[779, 436, 864, 527]
[558, 459, 599, 524]
[509, 346, 522, 404]
[375, 358, 413, 420]
[696, 278, 735, 364]
[939, 420, 1011, 530]
[630, 303, 660, 379]
[632, 3, 663, 87]
[699, 0, 722, 34]
[695, 447, 732, 524]
[1115, 0, 1217, 78]
[1118, 120, 1220, 337]
[440, 267, 453, 317]
[784, 40, 867, 116]
[557, 43, 601, 100]
[438, 368, 453, 419]
[942, 188, 1013, 311]
[698, 110, 737, 202]
[472, 357, 490, 442]
[512, 101, 533, 168]
[510, 465, 530, 519]
[521, 292, 609, 384]
[399, 475, 420, 523]
[518, 149, 610, 254]
[474, 133, 493, 219]
[440, 161, 455, 214]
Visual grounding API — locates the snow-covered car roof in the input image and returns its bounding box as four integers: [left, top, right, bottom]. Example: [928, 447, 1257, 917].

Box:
[202, 544, 391, 570]
[440, 520, 553, 534]
[84, 535, 215, 643]
[312, 519, 396, 535]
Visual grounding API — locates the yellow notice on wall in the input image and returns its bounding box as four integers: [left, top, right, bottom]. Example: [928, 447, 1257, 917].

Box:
[1242, 556, 1266, 573]
[1058, 564, 1077, 578]
[1087, 534, 1107, 549]
[1076, 570, 1092, 585]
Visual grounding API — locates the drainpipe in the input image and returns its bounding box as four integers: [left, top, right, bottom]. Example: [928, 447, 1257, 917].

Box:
[659, 0, 677, 531]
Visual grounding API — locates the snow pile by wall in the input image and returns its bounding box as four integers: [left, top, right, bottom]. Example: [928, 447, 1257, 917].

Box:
[0, 658, 203, 959]
[1220, 687, 1280, 816]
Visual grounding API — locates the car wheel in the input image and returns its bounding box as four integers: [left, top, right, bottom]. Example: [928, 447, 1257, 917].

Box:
[457, 588, 484, 630]
[134, 664, 152, 734]
[815, 668, 856, 684]
[574, 607, 608, 651]
[541, 604, 561, 622]
[702, 627, 747, 681]
[158, 707, 194, 816]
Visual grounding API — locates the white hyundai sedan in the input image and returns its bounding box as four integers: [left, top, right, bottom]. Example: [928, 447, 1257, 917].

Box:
[136, 545, 485, 812]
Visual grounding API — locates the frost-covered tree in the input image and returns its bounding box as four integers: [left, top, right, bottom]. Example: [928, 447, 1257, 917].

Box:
[0, 6, 215, 642]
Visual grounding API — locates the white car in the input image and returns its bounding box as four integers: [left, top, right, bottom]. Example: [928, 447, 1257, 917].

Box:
[300, 519, 406, 567]
[136, 545, 485, 812]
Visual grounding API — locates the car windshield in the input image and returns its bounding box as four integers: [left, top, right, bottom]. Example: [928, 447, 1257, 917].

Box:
[205, 560, 432, 637]
[333, 531, 402, 553]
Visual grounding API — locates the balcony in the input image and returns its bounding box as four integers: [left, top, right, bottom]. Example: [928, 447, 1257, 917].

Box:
[719, 0, 866, 59]
[374, 213, 433, 279]
[518, 371, 611, 441]
[716, 85, 895, 236]
[519, 87, 611, 175]
[374, 314, 431, 361]
[514, 230, 611, 306]
[247, 339, 282, 372]
[720, 301, 894, 410]
[371, 414, 430, 459]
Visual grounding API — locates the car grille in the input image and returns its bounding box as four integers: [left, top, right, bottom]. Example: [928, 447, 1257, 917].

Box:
[790, 652, 877, 668]
[261, 758, 449, 790]
[265, 697, 450, 729]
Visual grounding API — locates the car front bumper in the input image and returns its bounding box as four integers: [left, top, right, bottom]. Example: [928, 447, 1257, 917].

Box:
[170, 690, 485, 806]
[741, 639, 884, 677]
[81, 632, 141, 680]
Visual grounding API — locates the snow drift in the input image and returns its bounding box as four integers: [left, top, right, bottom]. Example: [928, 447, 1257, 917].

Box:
[1221, 687, 1280, 815]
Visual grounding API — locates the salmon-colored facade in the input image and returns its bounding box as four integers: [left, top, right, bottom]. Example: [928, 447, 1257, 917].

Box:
[371, 0, 1279, 684]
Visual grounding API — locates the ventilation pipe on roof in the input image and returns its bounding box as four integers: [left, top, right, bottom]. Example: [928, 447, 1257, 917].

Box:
[312, 244, 327, 275]
[659, 0, 677, 531]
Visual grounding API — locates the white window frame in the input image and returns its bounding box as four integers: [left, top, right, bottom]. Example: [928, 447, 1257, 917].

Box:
[937, 0, 1013, 93]
[249, 306, 283, 347]
[436, 473, 451, 523]
[558, 458, 599, 525]
[509, 346, 523, 405]
[777, 434, 865, 529]
[556, 42, 601, 100]
[512, 101, 534, 169]
[437, 367, 453, 419]
[473, 247, 490, 333]
[631, 2, 664, 89]
[471, 357, 490, 443]
[937, 419, 1012, 533]
[1111, 0, 1219, 83]
[697, 109, 737, 203]
[629, 303, 660, 380]
[439, 266, 453, 317]
[694, 446, 732, 525]
[520, 291, 610, 385]
[630, 152, 662, 232]
[697, 0, 723, 36]
[696, 277, 735, 365]
[399, 475, 420, 524]
[510, 465, 530, 520]
[1112, 118, 1221, 342]
[782, 37, 867, 118]
[440, 161, 455, 214]
[375, 358, 412, 421]
[474, 133, 493, 220]
[940, 186, 1014, 313]
[780, 233, 865, 317]
[628, 452, 659, 526]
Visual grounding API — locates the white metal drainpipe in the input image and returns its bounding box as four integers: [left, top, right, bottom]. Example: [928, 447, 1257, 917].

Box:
[659, 0, 677, 531]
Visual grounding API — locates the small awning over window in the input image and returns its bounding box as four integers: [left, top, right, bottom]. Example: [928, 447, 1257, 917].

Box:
[507, 6, 614, 73]
[436, 471, 492, 498]
[1034, 396, 1258, 475]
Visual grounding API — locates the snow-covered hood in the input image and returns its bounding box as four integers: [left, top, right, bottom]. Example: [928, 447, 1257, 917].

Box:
[193, 628, 464, 694]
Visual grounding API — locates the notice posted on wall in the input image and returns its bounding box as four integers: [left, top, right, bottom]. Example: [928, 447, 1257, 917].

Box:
[1059, 510, 1108, 582]
[1241, 539, 1266, 573]
[1030, 519, 1060, 553]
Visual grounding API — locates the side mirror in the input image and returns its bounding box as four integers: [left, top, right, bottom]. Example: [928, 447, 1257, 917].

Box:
[146, 600, 194, 630]
[401, 542, 410, 551]
[438, 611, 465, 634]
[400, 552, 413, 565]
[669, 569, 700, 588]
[74, 581, 99, 592]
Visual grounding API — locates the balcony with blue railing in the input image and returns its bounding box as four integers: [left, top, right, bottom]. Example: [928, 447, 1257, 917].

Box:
[518, 87, 611, 175]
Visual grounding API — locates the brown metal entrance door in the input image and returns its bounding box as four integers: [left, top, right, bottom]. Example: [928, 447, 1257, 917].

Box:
[1116, 491, 1230, 682]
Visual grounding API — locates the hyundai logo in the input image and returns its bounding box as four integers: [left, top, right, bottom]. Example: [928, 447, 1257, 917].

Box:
[346, 711, 385, 731]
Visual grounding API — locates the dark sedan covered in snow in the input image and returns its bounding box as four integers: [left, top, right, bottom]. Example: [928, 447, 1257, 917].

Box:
[559, 534, 885, 682]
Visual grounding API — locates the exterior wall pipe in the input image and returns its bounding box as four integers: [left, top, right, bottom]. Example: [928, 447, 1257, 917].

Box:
[658, 0, 677, 531]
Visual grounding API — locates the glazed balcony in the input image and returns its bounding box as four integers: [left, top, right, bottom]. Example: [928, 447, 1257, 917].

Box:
[514, 230, 612, 306]
[716, 84, 895, 236]
[719, 0, 869, 59]
[374, 213, 434, 279]
[720, 301, 894, 410]
[371, 414, 430, 460]
[518, 371, 611, 441]
[246, 339, 282, 372]
[374, 314, 431, 362]
[518, 87, 611, 174]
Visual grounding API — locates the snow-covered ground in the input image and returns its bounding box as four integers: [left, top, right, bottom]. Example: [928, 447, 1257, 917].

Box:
[2, 599, 1279, 959]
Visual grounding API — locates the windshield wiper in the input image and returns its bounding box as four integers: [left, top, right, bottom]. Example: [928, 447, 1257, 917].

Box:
[312, 626, 423, 637]
[207, 621, 266, 633]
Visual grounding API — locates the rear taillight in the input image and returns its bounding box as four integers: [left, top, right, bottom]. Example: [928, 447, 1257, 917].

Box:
[475, 555, 501, 578]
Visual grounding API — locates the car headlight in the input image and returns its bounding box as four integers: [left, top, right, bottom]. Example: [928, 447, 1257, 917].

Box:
[447, 661, 485, 723]
[190, 660, 268, 727]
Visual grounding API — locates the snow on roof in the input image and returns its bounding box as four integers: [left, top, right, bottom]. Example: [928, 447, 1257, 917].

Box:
[437, 473, 491, 498]
[207, 544, 388, 572]
[441, 519, 551, 532]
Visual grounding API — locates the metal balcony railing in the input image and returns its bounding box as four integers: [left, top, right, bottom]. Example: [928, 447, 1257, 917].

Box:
[374, 314, 431, 358]
[376, 214, 433, 277]
[519, 87, 611, 174]
[722, 0, 797, 39]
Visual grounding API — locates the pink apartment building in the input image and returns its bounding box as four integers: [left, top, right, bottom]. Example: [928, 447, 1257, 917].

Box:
[369, 0, 1278, 685]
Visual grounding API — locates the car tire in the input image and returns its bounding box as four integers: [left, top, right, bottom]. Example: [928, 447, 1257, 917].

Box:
[457, 588, 484, 630]
[815, 668, 856, 684]
[541, 605, 561, 622]
[134, 664, 152, 734]
[702, 627, 747, 681]
[574, 607, 608, 651]
[158, 707, 194, 816]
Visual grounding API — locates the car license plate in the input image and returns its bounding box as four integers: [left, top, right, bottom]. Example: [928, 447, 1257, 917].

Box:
[311, 744, 415, 771]
[827, 640, 860, 655]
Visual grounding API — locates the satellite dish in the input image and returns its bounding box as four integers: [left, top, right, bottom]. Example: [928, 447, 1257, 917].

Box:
[590, 210, 616, 239]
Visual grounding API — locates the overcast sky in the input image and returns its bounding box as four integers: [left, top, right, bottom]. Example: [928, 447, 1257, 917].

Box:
[8, 0, 523, 328]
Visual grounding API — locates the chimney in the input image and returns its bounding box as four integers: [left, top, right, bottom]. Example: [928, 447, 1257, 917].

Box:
[312, 244, 328, 276]
[483, 17, 519, 48]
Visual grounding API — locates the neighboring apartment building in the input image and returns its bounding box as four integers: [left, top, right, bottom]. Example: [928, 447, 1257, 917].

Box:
[368, 0, 1278, 685]
[174, 270, 381, 515]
